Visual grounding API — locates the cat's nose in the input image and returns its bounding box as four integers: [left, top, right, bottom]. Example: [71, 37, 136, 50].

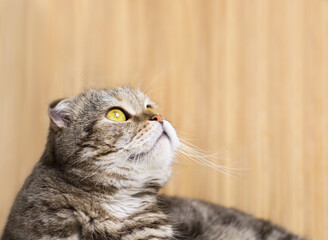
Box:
[150, 113, 163, 123]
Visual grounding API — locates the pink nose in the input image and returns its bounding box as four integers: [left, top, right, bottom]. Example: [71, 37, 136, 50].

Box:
[150, 113, 163, 123]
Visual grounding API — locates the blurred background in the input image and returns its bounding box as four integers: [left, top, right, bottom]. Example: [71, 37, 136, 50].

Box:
[0, 0, 327, 239]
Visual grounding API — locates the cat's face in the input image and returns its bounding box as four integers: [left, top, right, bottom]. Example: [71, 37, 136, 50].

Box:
[48, 87, 179, 188]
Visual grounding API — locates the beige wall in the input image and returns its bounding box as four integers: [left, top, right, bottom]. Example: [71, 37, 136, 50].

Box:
[1, 1, 327, 239]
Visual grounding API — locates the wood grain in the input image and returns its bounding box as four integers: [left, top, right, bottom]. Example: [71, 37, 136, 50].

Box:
[0, 1, 327, 239]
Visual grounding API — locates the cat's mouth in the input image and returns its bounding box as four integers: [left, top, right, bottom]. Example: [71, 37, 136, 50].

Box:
[129, 130, 169, 160]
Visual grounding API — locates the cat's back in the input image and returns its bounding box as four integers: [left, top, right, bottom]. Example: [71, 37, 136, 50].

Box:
[158, 195, 304, 240]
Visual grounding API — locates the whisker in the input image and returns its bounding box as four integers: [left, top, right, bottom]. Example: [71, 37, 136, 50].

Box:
[178, 144, 248, 173]
[176, 137, 249, 178]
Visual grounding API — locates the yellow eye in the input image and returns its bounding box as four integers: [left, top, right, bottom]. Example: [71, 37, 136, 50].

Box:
[106, 109, 126, 122]
[147, 106, 156, 113]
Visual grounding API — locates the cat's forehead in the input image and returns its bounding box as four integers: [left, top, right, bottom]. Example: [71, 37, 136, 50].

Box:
[105, 88, 151, 114]
[78, 88, 155, 114]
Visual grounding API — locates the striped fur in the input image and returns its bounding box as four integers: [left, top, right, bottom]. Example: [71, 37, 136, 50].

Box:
[2, 88, 177, 239]
[2, 87, 304, 240]
[158, 195, 305, 240]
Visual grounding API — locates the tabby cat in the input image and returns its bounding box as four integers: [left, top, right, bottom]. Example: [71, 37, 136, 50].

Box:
[2, 87, 304, 240]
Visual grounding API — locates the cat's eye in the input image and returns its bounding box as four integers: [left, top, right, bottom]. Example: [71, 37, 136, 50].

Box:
[106, 109, 126, 122]
[147, 106, 156, 113]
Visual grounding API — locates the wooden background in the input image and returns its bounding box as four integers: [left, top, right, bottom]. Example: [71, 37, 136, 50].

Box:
[0, 0, 327, 239]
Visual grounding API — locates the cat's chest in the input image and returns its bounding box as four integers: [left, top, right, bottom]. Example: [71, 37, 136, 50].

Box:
[72, 201, 173, 240]
[80, 220, 173, 240]
[100, 194, 151, 219]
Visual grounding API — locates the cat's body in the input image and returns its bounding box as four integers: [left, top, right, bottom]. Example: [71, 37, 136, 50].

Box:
[2, 87, 304, 240]
[3, 161, 172, 239]
[158, 196, 302, 240]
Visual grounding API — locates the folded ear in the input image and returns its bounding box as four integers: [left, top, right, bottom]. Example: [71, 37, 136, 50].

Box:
[48, 98, 74, 129]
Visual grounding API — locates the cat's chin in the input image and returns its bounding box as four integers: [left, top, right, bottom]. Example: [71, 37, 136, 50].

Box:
[129, 132, 168, 159]
[129, 134, 173, 167]
[162, 120, 179, 151]
[129, 120, 178, 169]
[144, 139, 173, 170]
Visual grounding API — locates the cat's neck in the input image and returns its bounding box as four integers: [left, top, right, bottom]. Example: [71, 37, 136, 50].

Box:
[101, 168, 170, 219]
[102, 187, 156, 219]
[41, 145, 171, 220]
[42, 151, 170, 220]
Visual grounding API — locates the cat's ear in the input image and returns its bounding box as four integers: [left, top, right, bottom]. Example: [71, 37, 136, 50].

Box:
[48, 98, 75, 129]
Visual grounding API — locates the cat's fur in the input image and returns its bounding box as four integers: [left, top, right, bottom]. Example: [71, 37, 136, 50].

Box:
[2, 87, 304, 240]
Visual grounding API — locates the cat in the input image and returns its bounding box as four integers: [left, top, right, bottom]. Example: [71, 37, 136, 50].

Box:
[2, 87, 304, 240]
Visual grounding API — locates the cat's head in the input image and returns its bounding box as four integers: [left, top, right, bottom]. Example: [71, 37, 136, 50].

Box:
[47, 87, 179, 189]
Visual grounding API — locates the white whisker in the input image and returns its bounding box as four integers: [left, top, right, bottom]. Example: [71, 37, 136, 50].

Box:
[175, 137, 249, 179]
